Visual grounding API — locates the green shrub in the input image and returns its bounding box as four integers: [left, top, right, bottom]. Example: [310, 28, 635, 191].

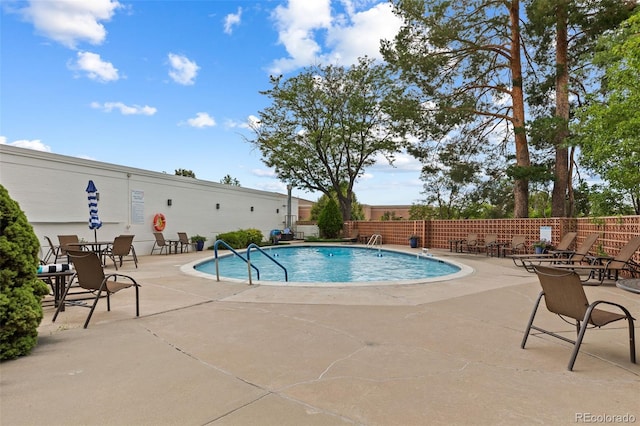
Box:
[317, 198, 343, 238]
[0, 185, 49, 361]
[215, 228, 264, 249]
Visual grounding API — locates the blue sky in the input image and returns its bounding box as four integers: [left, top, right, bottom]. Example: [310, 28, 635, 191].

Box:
[1, 0, 424, 205]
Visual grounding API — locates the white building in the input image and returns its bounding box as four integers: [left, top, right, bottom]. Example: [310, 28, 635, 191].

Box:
[0, 144, 298, 255]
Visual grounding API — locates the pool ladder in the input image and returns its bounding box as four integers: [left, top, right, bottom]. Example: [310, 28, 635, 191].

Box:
[366, 234, 382, 248]
[212, 240, 288, 285]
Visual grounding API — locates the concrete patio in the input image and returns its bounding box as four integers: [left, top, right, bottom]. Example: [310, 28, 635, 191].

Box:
[1, 246, 638, 425]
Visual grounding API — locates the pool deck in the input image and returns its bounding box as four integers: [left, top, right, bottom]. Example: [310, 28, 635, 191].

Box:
[2, 245, 639, 425]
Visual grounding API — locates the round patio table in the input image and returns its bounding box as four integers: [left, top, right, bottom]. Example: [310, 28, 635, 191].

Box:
[616, 278, 640, 294]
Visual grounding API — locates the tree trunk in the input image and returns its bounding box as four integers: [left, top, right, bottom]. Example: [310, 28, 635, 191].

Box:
[510, 0, 530, 218]
[552, 1, 570, 217]
[336, 191, 352, 222]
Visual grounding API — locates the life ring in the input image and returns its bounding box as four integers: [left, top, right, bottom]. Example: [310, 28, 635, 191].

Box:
[153, 213, 166, 231]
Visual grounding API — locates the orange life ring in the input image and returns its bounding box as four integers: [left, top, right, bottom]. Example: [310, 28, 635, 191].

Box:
[153, 213, 166, 231]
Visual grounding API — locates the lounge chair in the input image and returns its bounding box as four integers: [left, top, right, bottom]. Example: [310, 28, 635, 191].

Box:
[501, 235, 526, 257]
[460, 233, 479, 253]
[150, 232, 178, 255]
[516, 233, 599, 273]
[521, 265, 636, 371]
[52, 250, 140, 329]
[551, 235, 640, 285]
[103, 235, 138, 269]
[511, 232, 592, 271]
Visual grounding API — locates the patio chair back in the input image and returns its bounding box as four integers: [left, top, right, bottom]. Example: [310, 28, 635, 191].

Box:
[105, 235, 137, 269]
[608, 235, 640, 269]
[177, 232, 191, 252]
[535, 266, 590, 321]
[111, 235, 134, 256]
[484, 234, 497, 245]
[43, 236, 60, 263]
[571, 233, 599, 261]
[68, 250, 107, 291]
[57, 235, 79, 259]
[555, 232, 577, 251]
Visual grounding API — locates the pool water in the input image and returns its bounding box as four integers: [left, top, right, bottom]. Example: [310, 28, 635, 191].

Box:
[194, 245, 461, 283]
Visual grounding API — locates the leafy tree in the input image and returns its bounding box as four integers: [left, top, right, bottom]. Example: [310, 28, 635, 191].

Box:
[248, 57, 405, 221]
[310, 187, 364, 221]
[175, 168, 196, 178]
[220, 174, 241, 186]
[317, 198, 343, 238]
[587, 185, 636, 216]
[525, 0, 636, 216]
[0, 185, 49, 361]
[408, 204, 439, 220]
[380, 211, 402, 221]
[382, 0, 531, 217]
[572, 11, 640, 214]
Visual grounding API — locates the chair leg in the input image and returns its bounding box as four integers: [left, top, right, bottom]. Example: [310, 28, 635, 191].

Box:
[52, 279, 74, 323]
[568, 312, 592, 371]
[521, 291, 544, 349]
[135, 284, 140, 317]
[83, 289, 105, 329]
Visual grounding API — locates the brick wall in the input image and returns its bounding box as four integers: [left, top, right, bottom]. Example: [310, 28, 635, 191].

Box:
[345, 216, 640, 266]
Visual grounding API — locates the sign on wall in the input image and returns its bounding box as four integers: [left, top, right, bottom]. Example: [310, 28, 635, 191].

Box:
[131, 190, 145, 224]
[539, 225, 552, 243]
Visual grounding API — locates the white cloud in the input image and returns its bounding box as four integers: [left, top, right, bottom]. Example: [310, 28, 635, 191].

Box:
[71, 51, 119, 82]
[91, 101, 156, 115]
[0, 137, 52, 152]
[224, 7, 242, 34]
[325, 3, 403, 65]
[252, 168, 277, 177]
[269, 0, 332, 73]
[20, 0, 121, 49]
[371, 151, 423, 172]
[185, 112, 216, 128]
[268, 0, 402, 74]
[167, 53, 199, 85]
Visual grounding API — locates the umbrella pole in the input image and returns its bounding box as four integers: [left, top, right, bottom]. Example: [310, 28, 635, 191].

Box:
[94, 229, 97, 243]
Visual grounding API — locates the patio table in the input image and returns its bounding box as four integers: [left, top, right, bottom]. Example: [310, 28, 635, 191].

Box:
[38, 270, 75, 310]
[616, 278, 640, 294]
[67, 241, 113, 253]
[448, 238, 465, 253]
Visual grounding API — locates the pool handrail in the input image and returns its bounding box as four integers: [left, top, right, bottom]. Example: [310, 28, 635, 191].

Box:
[213, 239, 260, 281]
[246, 243, 288, 285]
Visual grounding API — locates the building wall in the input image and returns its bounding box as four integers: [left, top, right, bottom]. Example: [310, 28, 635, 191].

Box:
[0, 145, 297, 255]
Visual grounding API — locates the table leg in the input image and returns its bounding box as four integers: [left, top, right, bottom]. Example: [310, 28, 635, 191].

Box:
[54, 275, 66, 311]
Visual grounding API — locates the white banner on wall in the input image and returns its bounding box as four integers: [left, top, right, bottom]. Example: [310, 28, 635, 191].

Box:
[131, 190, 145, 224]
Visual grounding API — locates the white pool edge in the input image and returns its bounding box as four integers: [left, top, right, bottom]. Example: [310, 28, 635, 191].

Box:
[180, 245, 474, 287]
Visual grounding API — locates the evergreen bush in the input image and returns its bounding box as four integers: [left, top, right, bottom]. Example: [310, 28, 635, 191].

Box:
[0, 185, 49, 361]
[317, 198, 343, 238]
[215, 228, 264, 249]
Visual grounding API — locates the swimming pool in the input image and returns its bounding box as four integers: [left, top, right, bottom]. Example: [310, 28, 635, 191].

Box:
[190, 245, 470, 286]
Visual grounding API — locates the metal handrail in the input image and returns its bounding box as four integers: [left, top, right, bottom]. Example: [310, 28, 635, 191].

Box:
[213, 239, 260, 281]
[246, 243, 288, 285]
[366, 234, 382, 247]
